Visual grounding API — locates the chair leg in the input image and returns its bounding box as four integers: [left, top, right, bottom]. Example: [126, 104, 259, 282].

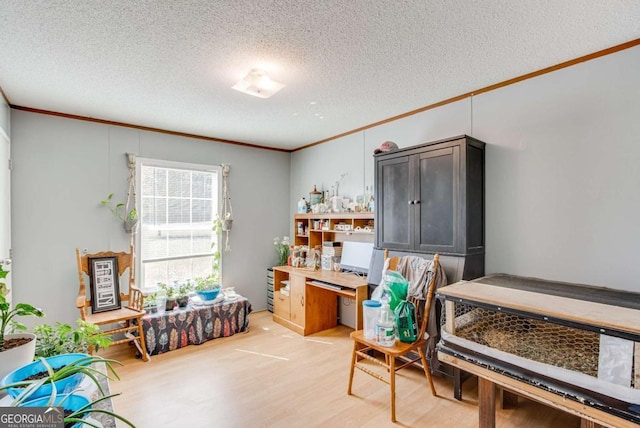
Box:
[389, 355, 396, 422]
[348, 341, 358, 395]
[137, 319, 150, 362]
[418, 347, 437, 397]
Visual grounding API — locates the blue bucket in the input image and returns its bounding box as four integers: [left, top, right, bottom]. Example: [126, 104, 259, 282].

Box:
[1, 353, 91, 400]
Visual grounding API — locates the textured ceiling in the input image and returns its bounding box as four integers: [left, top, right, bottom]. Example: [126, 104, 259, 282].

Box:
[1, 1, 639, 151]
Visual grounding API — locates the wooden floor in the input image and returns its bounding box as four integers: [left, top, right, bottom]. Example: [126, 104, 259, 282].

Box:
[100, 310, 581, 428]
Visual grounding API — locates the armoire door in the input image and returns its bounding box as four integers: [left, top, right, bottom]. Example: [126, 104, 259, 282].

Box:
[376, 155, 412, 250]
[415, 145, 460, 253]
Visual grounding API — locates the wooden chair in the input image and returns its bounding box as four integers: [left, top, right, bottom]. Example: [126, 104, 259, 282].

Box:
[76, 246, 149, 361]
[348, 252, 439, 422]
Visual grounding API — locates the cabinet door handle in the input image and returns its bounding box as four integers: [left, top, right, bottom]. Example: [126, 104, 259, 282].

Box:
[408, 200, 414, 205]
[300, 296, 304, 306]
[414, 200, 420, 204]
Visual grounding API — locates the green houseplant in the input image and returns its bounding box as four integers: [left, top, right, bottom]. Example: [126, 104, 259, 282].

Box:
[194, 275, 220, 292]
[0, 264, 9, 298]
[273, 236, 290, 266]
[158, 283, 177, 311]
[100, 192, 138, 233]
[143, 292, 160, 314]
[0, 294, 45, 349]
[0, 265, 46, 380]
[33, 320, 112, 359]
[176, 281, 193, 308]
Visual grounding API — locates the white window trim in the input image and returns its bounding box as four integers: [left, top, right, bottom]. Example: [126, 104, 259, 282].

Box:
[135, 157, 222, 291]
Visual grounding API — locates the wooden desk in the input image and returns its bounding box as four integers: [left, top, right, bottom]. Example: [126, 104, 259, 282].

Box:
[437, 277, 640, 428]
[271, 266, 368, 335]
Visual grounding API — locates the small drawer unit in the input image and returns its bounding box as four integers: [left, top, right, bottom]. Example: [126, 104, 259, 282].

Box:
[267, 268, 274, 312]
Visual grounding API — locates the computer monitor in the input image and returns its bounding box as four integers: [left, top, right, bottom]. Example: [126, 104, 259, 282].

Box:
[340, 241, 374, 275]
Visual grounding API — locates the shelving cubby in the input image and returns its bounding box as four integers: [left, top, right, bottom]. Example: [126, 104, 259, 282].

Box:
[293, 212, 374, 249]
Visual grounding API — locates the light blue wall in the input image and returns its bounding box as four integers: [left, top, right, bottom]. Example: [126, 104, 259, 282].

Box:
[11, 112, 291, 325]
[292, 45, 640, 293]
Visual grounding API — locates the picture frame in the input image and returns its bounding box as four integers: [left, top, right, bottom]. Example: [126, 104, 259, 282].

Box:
[88, 256, 121, 313]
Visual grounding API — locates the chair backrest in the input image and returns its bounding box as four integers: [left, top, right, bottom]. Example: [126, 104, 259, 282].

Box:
[387, 255, 400, 272]
[76, 245, 142, 316]
[383, 250, 440, 344]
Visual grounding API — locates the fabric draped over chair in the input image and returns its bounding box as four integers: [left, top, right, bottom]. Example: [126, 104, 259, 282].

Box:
[395, 256, 448, 357]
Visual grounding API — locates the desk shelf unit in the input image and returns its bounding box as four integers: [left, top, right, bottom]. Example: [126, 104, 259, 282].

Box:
[294, 212, 374, 249]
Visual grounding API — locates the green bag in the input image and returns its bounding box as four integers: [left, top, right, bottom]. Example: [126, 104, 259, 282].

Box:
[394, 300, 418, 343]
[383, 271, 408, 311]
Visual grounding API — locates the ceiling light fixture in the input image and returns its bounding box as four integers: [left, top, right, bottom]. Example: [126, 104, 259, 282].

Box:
[232, 68, 285, 99]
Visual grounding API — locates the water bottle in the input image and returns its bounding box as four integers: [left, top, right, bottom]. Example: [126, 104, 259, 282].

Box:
[363, 300, 382, 340]
[376, 302, 396, 347]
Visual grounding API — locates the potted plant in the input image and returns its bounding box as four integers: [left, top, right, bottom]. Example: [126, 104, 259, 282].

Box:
[176, 281, 192, 308]
[33, 319, 112, 359]
[194, 275, 221, 301]
[273, 236, 290, 266]
[143, 292, 159, 314]
[0, 265, 46, 380]
[0, 354, 119, 403]
[100, 192, 138, 233]
[1, 355, 134, 427]
[158, 283, 176, 311]
[222, 212, 233, 231]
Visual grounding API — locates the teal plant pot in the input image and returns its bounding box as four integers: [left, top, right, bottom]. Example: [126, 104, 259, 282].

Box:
[197, 288, 220, 301]
[1, 353, 90, 400]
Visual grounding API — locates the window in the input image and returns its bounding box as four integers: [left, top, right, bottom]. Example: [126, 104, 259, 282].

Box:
[136, 158, 221, 289]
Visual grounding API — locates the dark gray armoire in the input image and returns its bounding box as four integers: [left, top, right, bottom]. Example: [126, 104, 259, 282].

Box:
[374, 134, 485, 280]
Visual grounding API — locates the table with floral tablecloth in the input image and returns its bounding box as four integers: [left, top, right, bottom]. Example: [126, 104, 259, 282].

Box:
[142, 297, 252, 355]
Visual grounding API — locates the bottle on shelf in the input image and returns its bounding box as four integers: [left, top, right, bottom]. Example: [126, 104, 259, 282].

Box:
[297, 197, 308, 213]
[309, 185, 322, 206]
[363, 185, 371, 212]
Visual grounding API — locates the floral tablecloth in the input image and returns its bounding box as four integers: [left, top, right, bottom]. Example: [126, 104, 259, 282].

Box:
[142, 297, 252, 355]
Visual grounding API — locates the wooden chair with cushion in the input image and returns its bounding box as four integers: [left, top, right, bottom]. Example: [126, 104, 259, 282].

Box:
[347, 252, 439, 422]
[76, 245, 149, 361]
